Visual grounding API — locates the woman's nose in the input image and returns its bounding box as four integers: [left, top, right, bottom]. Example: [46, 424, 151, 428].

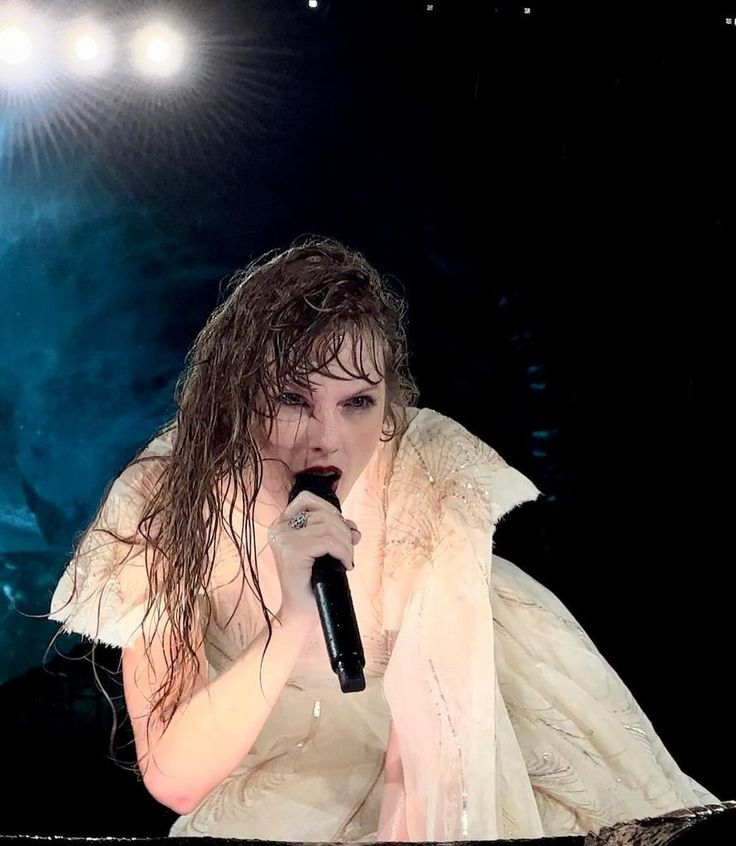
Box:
[307, 409, 341, 452]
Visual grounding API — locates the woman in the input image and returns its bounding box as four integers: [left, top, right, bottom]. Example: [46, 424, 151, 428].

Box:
[47, 236, 720, 841]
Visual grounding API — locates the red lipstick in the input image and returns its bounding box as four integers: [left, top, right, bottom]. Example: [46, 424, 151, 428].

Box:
[302, 465, 342, 476]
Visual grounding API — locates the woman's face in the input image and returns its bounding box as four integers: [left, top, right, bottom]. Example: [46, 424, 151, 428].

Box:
[255, 341, 387, 517]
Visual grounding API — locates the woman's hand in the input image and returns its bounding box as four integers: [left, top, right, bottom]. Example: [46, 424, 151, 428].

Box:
[267, 490, 361, 620]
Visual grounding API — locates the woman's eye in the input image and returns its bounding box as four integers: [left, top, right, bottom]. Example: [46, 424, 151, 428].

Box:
[277, 394, 376, 410]
[348, 395, 377, 410]
[277, 393, 304, 406]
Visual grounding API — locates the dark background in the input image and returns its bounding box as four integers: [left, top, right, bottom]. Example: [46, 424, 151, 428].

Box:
[0, 0, 733, 835]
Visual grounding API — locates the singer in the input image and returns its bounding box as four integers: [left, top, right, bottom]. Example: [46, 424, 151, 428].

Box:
[47, 236, 721, 841]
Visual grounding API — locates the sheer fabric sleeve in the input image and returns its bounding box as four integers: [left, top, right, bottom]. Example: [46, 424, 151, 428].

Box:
[377, 407, 543, 841]
[376, 407, 721, 841]
[376, 719, 410, 841]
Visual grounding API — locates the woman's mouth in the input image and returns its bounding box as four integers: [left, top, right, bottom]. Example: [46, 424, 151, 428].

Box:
[298, 466, 342, 493]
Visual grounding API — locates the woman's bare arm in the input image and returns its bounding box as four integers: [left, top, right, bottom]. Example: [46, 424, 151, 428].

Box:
[123, 605, 314, 815]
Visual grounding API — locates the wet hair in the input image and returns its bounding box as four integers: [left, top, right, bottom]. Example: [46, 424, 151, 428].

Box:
[44, 234, 419, 780]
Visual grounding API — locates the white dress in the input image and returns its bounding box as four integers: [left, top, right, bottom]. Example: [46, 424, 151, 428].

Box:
[48, 406, 722, 841]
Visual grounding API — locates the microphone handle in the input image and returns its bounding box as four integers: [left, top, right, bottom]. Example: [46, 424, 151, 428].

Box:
[288, 473, 366, 692]
[311, 554, 366, 692]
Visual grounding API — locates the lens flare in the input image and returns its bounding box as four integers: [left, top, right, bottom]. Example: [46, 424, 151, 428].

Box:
[0, 24, 31, 65]
[63, 21, 113, 75]
[131, 22, 185, 78]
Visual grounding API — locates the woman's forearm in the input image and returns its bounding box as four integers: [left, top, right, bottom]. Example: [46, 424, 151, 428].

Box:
[145, 609, 315, 814]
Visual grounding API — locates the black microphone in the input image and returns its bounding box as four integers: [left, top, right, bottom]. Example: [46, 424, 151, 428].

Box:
[287, 471, 366, 693]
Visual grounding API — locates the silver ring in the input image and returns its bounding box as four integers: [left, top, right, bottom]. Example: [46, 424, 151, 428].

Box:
[288, 510, 309, 530]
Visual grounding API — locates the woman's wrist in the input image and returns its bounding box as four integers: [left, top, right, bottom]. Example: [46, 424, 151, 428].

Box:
[277, 603, 318, 634]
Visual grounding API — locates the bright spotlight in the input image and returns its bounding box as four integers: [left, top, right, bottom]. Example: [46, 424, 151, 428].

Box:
[0, 24, 31, 64]
[131, 22, 185, 78]
[76, 35, 98, 61]
[0, 5, 51, 86]
[63, 20, 113, 75]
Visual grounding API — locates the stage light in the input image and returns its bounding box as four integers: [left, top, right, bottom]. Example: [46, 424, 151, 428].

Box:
[0, 24, 31, 64]
[75, 35, 97, 60]
[0, 5, 51, 86]
[308, 1, 319, 7]
[63, 20, 113, 75]
[131, 21, 185, 78]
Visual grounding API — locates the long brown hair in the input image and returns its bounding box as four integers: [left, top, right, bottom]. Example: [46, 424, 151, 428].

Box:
[46, 234, 419, 778]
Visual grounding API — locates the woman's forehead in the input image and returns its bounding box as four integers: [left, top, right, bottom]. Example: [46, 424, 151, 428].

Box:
[309, 344, 382, 376]
[292, 371, 383, 391]
[301, 332, 384, 377]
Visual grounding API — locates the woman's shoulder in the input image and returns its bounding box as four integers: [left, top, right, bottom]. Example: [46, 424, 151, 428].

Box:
[114, 427, 175, 500]
[399, 406, 510, 457]
[390, 406, 543, 529]
[138, 425, 176, 461]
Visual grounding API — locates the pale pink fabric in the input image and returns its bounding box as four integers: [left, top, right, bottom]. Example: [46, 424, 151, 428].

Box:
[49, 407, 721, 841]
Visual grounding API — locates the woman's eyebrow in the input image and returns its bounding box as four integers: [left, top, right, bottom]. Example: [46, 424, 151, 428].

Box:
[285, 380, 383, 397]
[345, 383, 382, 398]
